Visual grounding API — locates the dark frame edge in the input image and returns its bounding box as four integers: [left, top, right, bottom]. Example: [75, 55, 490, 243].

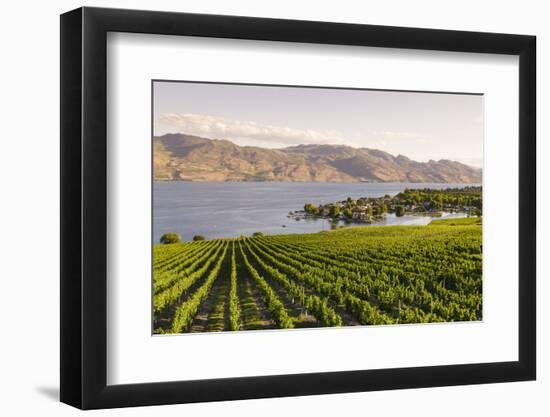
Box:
[86, 360, 534, 410]
[518, 35, 536, 380]
[60, 7, 83, 409]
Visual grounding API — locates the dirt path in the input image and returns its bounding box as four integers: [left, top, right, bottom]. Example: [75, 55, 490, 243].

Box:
[204, 274, 229, 332]
[235, 246, 275, 330]
[189, 250, 231, 333]
[153, 258, 221, 333]
[241, 276, 275, 330]
[251, 240, 361, 327]
[245, 250, 320, 329]
[223, 268, 234, 331]
[188, 277, 226, 333]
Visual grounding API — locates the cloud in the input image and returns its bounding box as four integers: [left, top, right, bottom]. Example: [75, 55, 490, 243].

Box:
[157, 113, 348, 147]
[155, 113, 484, 167]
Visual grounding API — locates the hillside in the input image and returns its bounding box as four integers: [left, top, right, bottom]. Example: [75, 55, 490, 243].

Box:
[153, 133, 482, 183]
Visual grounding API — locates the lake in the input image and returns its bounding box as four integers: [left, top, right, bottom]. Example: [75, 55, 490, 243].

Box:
[153, 182, 473, 242]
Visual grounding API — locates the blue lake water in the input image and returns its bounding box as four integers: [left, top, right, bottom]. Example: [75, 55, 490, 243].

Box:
[153, 182, 472, 242]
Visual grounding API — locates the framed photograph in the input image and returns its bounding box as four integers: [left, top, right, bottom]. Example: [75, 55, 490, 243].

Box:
[60, 7, 536, 409]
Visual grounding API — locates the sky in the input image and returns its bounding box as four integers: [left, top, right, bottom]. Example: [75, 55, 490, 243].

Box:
[153, 81, 483, 168]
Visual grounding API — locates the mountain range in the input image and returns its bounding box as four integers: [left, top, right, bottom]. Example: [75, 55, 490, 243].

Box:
[153, 133, 482, 183]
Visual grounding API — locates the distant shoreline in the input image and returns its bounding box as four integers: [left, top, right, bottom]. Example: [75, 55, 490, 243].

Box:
[153, 216, 481, 245]
[153, 182, 481, 242]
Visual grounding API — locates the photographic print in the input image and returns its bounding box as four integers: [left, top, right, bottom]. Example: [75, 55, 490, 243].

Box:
[152, 81, 483, 335]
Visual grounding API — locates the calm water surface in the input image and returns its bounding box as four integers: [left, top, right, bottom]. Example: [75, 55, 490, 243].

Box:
[153, 182, 472, 242]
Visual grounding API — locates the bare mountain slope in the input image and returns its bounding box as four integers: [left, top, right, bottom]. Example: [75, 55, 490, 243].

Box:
[153, 133, 481, 183]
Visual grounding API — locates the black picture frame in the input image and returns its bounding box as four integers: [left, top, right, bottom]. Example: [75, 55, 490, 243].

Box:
[60, 6, 536, 410]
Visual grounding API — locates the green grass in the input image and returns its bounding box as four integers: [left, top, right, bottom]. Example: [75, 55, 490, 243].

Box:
[429, 217, 482, 226]
[238, 278, 270, 330]
[205, 277, 229, 332]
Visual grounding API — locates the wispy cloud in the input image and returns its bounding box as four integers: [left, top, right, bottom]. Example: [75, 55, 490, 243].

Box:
[156, 113, 479, 167]
[158, 113, 348, 148]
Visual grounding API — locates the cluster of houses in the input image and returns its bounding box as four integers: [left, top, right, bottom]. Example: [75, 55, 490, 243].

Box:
[293, 187, 482, 223]
[300, 196, 393, 223]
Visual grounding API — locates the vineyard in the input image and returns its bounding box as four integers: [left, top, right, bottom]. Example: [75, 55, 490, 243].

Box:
[153, 218, 482, 334]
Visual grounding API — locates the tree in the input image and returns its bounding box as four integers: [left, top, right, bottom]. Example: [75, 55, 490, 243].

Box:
[366, 206, 373, 218]
[329, 205, 340, 218]
[193, 235, 206, 241]
[435, 193, 443, 210]
[252, 232, 264, 237]
[304, 203, 319, 215]
[160, 233, 181, 244]
[395, 205, 405, 217]
[343, 208, 353, 219]
[380, 204, 388, 214]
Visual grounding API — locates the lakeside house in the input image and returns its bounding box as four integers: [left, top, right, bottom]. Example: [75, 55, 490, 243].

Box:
[351, 206, 369, 220]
